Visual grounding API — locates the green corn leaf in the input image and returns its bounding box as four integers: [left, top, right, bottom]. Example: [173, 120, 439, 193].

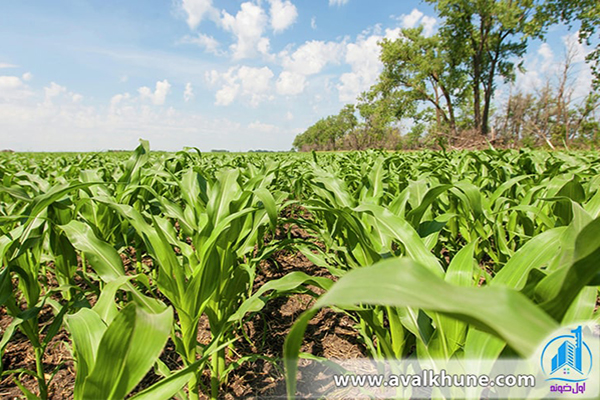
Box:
[434, 241, 477, 357]
[228, 271, 333, 323]
[492, 227, 566, 290]
[284, 257, 558, 399]
[65, 308, 107, 399]
[536, 216, 600, 320]
[80, 303, 172, 400]
[60, 220, 164, 313]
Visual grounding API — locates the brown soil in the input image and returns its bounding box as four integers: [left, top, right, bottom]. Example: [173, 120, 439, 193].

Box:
[0, 306, 75, 399]
[0, 225, 366, 399]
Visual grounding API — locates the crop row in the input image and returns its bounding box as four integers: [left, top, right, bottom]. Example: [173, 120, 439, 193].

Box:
[1, 141, 599, 399]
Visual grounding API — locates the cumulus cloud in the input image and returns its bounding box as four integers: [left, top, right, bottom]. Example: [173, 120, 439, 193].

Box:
[247, 120, 279, 133]
[45, 82, 66, 99]
[276, 71, 306, 95]
[399, 8, 437, 36]
[221, 2, 270, 59]
[0, 75, 34, 102]
[110, 93, 131, 109]
[0, 76, 24, 90]
[401, 9, 423, 29]
[22, 72, 33, 81]
[40, 82, 84, 105]
[280, 40, 345, 75]
[180, 33, 221, 54]
[0, 62, 17, 69]
[329, 0, 349, 6]
[179, 0, 218, 30]
[208, 65, 274, 106]
[311, 16, 317, 30]
[0, 91, 263, 151]
[331, 25, 404, 102]
[238, 66, 274, 93]
[215, 84, 239, 106]
[268, 0, 298, 33]
[184, 82, 194, 102]
[138, 79, 171, 105]
[0, 75, 295, 152]
[538, 43, 553, 62]
[337, 28, 403, 102]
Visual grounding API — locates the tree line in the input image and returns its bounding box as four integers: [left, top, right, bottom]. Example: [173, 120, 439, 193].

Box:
[293, 0, 599, 151]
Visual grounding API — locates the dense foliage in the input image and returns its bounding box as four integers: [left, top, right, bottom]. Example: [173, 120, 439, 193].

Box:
[293, 0, 600, 151]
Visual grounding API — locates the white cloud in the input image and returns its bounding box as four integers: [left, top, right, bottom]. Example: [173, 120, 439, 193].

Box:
[562, 32, 589, 63]
[0, 93, 267, 151]
[337, 34, 383, 102]
[383, 27, 403, 40]
[329, 0, 349, 6]
[268, 0, 298, 33]
[401, 9, 423, 29]
[248, 120, 279, 133]
[22, 72, 33, 81]
[421, 16, 437, 37]
[44, 82, 67, 104]
[515, 36, 593, 98]
[45, 82, 66, 98]
[538, 43, 554, 62]
[286, 111, 294, 120]
[0, 75, 34, 102]
[119, 75, 129, 83]
[40, 82, 83, 105]
[311, 16, 317, 30]
[184, 82, 194, 102]
[181, 33, 221, 54]
[399, 8, 437, 36]
[215, 84, 239, 106]
[0, 63, 17, 69]
[238, 66, 274, 94]
[257, 37, 271, 56]
[0, 76, 24, 90]
[208, 65, 274, 106]
[276, 71, 306, 95]
[281, 40, 345, 75]
[138, 79, 171, 105]
[221, 2, 269, 59]
[180, 0, 218, 30]
[110, 93, 131, 108]
[537, 43, 555, 73]
[337, 73, 362, 102]
[0, 77, 296, 152]
[562, 32, 594, 100]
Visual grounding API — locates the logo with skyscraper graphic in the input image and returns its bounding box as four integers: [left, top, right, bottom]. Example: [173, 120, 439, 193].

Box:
[540, 326, 593, 383]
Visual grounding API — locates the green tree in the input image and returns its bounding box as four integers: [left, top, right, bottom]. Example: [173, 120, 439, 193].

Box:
[292, 105, 357, 151]
[426, 0, 538, 136]
[370, 26, 466, 137]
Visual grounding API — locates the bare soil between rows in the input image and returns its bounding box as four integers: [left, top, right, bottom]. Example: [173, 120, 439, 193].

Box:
[0, 223, 366, 399]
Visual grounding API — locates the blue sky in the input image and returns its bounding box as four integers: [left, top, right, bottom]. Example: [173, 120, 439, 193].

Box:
[0, 0, 595, 151]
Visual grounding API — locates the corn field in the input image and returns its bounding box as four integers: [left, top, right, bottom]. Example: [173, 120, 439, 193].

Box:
[1, 140, 599, 399]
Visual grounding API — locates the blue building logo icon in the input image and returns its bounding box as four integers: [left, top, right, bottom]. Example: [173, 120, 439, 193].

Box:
[550, 326, 583, 375]
[541, 325, 593, 383]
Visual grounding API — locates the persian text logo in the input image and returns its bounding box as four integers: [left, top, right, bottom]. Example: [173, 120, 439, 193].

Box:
[540, 326, 593, 384]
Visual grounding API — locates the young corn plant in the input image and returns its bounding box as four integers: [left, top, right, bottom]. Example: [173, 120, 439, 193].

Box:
[82, 151, 285, 399]
[284, 197, 600, 399]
